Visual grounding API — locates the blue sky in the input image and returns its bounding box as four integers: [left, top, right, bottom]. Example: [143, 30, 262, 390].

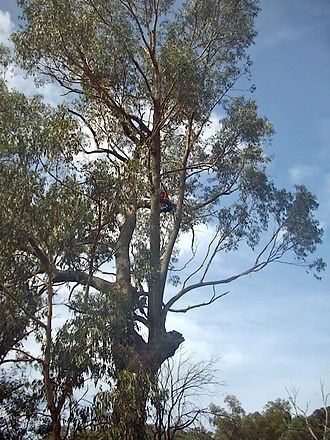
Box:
[169, 0, 330, 413]
[0, 0, 329, 415]
[179, 0, 330, 412]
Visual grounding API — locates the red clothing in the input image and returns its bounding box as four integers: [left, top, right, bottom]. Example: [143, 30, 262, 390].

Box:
[160, 191, 170, 201]
[160, 191, 173, 213]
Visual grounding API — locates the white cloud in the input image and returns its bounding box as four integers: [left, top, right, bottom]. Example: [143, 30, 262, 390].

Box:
[0, 9, 62, 104]
[166, 313, 221, 361]
[4, 66, 64, 105]
[202, 111, 224, 140]
[289, 165, 317, 183]
[0, 10, 14, 44]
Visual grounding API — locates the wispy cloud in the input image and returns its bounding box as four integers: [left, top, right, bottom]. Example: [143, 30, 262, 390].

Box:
[319, 118, 330, 159]
[255, 0, 329, 52]
[289, 165, 318, 184]
[256, 21, 319, 51]
[267, 26, 305, 46]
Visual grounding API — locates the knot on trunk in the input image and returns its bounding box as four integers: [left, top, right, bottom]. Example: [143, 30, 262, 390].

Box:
[114, 330, 184, 374]
[146, 330, 184, 373]
[156, 330, 185, 361]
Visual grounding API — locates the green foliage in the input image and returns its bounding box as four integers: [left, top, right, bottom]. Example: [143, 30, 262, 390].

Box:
[14, 0, 258, 119]
[84, 370, 153, 439]
[0, 44, 11, 71]
[11, 0, 325, 284]
[174, 427, 213, 439]
[0, 368, 48, 439]
[211, 394, 247, 439]
[0, 0, 325, 438]
[211, 394, 330, 440]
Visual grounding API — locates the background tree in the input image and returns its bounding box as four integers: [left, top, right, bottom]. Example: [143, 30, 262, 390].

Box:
[0, 0, 325, 438]
[210, 394, 248, 439]
[174, 427, 214, 440]
[210, 392, 330, 440]
[286, 385, 330, 440]
[211, 395, 291, 439]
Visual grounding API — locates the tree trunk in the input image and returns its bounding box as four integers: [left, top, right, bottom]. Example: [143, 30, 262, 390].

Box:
[109, 369, 151, 440]
[51, 419, 62, 440]
[109, 324, 184, 438]
[44, 274, 63, 440]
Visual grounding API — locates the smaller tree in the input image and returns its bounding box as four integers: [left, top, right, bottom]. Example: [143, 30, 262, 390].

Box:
[261, 399, 292, 439]
[287, 385, 330, 440]
[149, 353, 219, 440]
[211, 394, 247, 440]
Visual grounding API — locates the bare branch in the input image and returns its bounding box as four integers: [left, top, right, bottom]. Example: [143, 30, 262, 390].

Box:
[150, 352, 220, 438]
[164, 260, 269, 313]
[169, 290, 229, 313]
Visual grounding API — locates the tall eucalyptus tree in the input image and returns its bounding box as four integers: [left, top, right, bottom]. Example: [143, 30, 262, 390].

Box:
[0, 0, 324, 438]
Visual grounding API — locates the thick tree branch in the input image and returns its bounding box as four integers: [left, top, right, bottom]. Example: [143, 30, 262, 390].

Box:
[160, 113, 196, 290]
[134, 314, 150, 328]
[52, 270, 116, 293]
[27, 235, 50, 272]
[116, 212, 137, 287]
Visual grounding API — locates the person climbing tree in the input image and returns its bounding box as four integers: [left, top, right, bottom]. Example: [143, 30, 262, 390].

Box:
[160, 191, 174, 213]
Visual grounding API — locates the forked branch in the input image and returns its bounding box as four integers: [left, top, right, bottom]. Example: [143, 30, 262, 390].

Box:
[169, 290, 229, 313]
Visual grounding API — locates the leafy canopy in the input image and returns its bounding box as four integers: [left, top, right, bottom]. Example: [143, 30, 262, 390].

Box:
[0, 0, 325, 437]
